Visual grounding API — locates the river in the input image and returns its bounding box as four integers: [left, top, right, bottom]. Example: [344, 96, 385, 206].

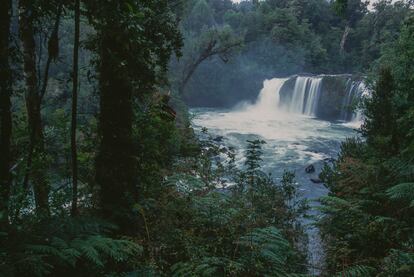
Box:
[190, 77, 362, 275]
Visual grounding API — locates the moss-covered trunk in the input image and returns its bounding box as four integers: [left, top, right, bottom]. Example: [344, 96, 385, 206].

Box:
[95, 22, 137, 229]
[19, 0, 50, 216]
[0, 0, 13, 222]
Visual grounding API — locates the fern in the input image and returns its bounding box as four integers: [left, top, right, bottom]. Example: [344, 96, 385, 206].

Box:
[106, 268, 160, 277]
[170, 228, 302, 277]
[386, 182, 414, 206]
[238, 227, 290, 262]
[171, 257, 237, 276]
[319, 196, 352, 207]
[26, 235, 142, 272]
[285, 274, 313, 277]
[317, 196, 355, 214]
[12, 253, 54, 276]
[382, 249, 414, 275]
[387, 157, 414, 180]
[334, 265, 375, 277]
[236, 227, 294, 276]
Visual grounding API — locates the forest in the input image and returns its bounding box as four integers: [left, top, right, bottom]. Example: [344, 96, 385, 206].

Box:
[0, 0, 413, 276]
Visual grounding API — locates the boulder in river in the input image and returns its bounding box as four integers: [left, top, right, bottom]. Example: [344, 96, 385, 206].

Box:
[305, 164, 315, 174]
[213, 136, 224, 142]
[323, 157, 335, 163]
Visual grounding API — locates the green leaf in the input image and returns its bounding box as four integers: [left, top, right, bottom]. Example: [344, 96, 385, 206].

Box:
[386, 183, 414, 203]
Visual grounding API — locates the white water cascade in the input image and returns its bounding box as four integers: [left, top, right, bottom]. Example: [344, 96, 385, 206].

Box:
[252, 78, 287, 113]
[304, 78, 323, 116]
[287, 77, 323, 116]
[343, 82, 369, 127]
[289, 77, 309, 113]
[340, 81, 364, 121]
[250, 76, 323, 117]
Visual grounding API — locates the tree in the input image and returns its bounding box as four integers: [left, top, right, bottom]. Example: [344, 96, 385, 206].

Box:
[71, 0, 81, 217]
[94, 8, 136, 229]
[178, 26, 243, 94]
[183, 0, 216, 32]
[19, 0, 63, 216]
[0, 0, 13, 223]
[333, 0, 368, 53]
[244, 139, 265, 189]
[86, 0, 181, 230]
[362, 67, 397, 153]
[19, 0, 47, 216]
[318, 14, 414, 276]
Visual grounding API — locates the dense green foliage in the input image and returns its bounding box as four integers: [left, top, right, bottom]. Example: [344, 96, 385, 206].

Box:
[1, 0, 414, 276]
[0, 0, 310, 275]
[2, 125, 309, 275]
[318, 12, 414, 276]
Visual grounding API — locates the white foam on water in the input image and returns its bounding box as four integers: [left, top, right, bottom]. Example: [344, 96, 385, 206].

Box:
[192, 78, 340, 142]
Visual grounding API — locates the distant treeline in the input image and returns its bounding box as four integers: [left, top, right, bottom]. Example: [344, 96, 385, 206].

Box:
[173, 0, 412, 107]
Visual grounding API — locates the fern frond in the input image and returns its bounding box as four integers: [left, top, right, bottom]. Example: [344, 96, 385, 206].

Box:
[77, 239, 104, 267]
[171, 257, 245, 277]
[14, 254, 53, 276]
[334, 265, 375, 277]
[319, 196, 352, 207]
[383, 249, 414, 275]
[237, 226, 291, 272]
[317, 196, 357, 214]
[27, 235, 142, 271]
[386, 182, 414, 206]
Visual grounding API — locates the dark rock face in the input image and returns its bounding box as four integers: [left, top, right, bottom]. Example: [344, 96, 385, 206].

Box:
[213, 136, 224, 142]
[324, 157, 335, 163]
[305, 164, 315, 174]
[316, 75, 352, 121]
[279, 76, 297, 105]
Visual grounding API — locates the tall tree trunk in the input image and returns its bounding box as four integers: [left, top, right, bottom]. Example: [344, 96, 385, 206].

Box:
[0, 0, 13, 224]
[340, 24, 351, 54]
[19, 0, 49, 216]
[178, 38, 241, 94]
[71, 0, 80, 217]
[179, 57, 204, 95]
[95, 24, 136, 230]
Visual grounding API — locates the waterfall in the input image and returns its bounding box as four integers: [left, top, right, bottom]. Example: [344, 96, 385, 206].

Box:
[340, 81, 359, 121]
[341, 81, 366, 122]
[289, 77, 310, 114]
[304, 78, 323, 116]
[251, 78, 287, 115]
[286, 77, 323, 116]
[251, 75, 365, 122]
[348, 82, 368, 126]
